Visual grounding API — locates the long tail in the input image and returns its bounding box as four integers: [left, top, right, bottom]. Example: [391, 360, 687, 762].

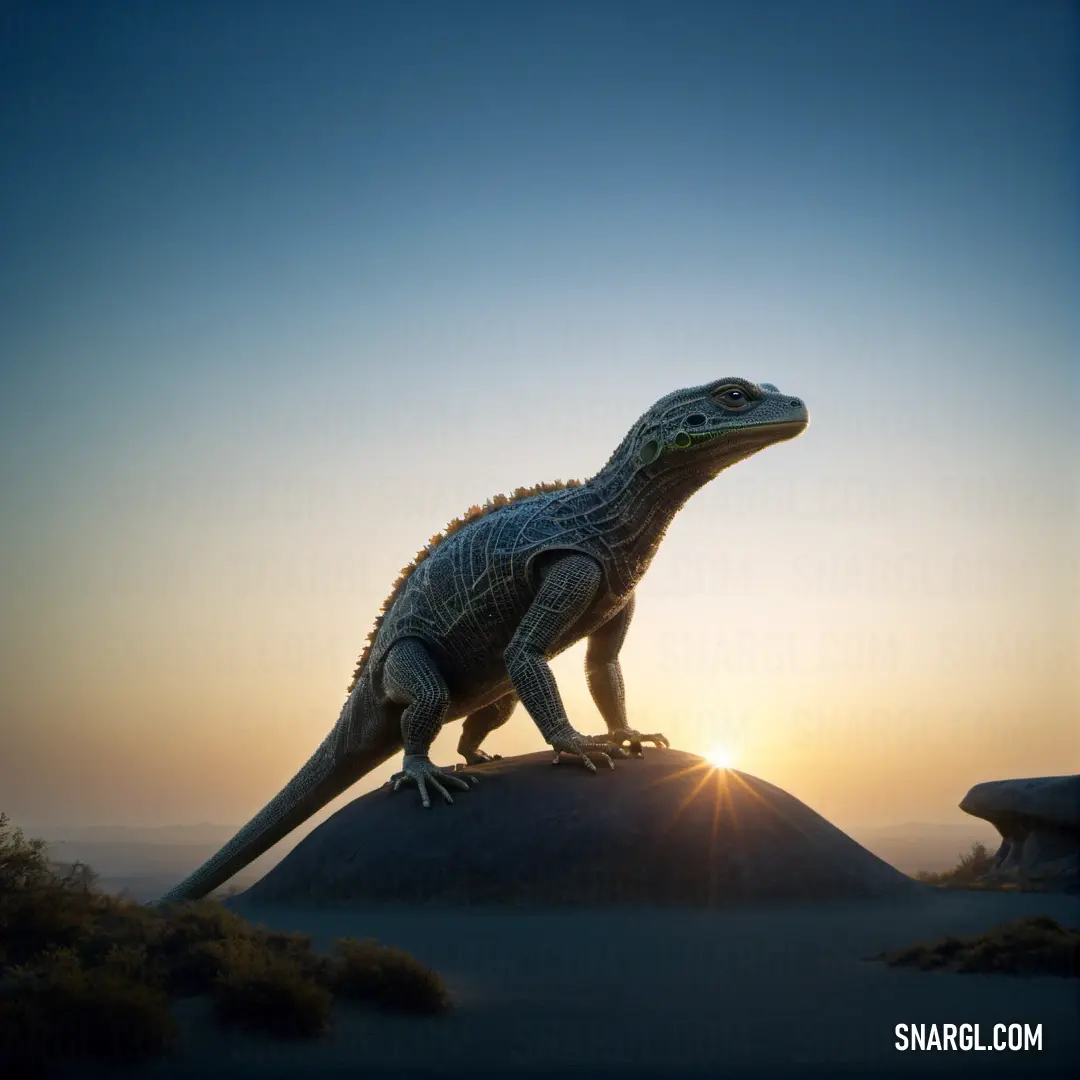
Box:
[159, 677, 398, 903]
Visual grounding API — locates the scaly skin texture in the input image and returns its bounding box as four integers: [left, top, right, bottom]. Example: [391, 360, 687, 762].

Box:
[161, 378, 808, 902]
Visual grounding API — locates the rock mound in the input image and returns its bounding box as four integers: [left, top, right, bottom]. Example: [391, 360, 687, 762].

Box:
[242, 750, 920, 907]
[960, 775, 1079, 892]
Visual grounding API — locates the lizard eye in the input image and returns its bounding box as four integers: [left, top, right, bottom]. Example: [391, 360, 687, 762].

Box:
[712, 385, 753, 410]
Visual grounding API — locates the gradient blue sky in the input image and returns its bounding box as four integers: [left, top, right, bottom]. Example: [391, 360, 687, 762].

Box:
[1, 1, 1076, 838]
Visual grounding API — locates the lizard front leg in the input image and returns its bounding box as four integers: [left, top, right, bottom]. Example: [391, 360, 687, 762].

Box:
[585, 593, 669, 757]
[504, 553, 628, 772]
[382, 637, 479, 808]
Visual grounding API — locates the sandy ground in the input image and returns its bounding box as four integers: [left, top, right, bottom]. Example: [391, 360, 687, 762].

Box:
[77, 889, 1077, 1079]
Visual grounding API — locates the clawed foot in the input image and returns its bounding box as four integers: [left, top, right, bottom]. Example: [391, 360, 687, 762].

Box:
[606, 727, 670, 757]
[388, 754, 479, 808]
[549, 728, 630, 772]
[458, 749, 503, 766]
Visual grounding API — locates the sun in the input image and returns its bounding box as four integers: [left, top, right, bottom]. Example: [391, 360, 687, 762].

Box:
[705, 746, 735, 769]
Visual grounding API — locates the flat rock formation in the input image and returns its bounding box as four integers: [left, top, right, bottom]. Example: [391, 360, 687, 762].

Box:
[960, 775, 1079, 891]
[242, 750, 920, 907]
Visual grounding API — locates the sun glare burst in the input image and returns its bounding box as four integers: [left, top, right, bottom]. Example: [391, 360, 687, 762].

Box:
[705, 746, 735, 769]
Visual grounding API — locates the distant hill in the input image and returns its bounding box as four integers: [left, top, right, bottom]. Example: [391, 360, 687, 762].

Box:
[25, 823, 241, 845]
[34, 830, 278, 903]
[847, 821, 1000, 874]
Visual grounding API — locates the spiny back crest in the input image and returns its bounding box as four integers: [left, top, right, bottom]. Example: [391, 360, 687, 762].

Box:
[345, 478, 584, 694]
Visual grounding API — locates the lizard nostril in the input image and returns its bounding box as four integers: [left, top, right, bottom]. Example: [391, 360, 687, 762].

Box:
[789, 399, 802, 408]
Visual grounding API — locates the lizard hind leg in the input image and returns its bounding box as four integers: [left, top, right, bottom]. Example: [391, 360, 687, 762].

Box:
[458, 693, 518, 765]
[382, 637, 479, 808]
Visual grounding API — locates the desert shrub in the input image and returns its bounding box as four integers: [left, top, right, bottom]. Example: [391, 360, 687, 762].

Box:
[0, 883, 96, 967]
[0, 814, 102, 967]
[160, 897, 257, 949]
[878, 915, 1080, 977]
[327, 937, 450, 1014]
[264, 929, 327, 980]
[155, 900, 261, 995]
[0, 812, 452, 1066]
[0, 946, 176, 1065]
[915, 841, 1000, 888]
[77, 897, 166, 970]
[0, 813, 53, 892]
[212, 937, 332, 1037]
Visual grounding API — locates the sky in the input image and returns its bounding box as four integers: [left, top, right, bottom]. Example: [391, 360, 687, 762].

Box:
[1, 0, 1076, 846]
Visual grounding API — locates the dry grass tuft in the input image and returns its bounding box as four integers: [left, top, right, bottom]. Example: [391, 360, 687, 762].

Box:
[211, 937, 333, 1037]
[877, 915, 1080, 977]
[327, 937, 451, 1014]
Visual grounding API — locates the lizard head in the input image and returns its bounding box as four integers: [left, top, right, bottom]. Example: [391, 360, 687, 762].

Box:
[634, 378, 808, 477]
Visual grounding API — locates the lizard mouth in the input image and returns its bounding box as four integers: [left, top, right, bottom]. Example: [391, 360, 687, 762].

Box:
[692, 418, 808, 471]
[746, 419, 808, 442]
[703, 417, 807, 448]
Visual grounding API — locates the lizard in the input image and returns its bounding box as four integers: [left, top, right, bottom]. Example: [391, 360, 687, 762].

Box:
[161, 377, 808, 902]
